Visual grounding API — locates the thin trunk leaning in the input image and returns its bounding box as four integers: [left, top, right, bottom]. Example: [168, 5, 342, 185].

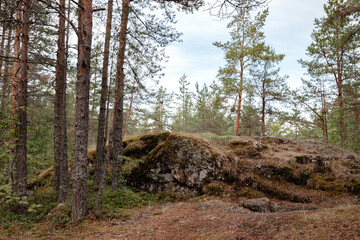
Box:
[94, 0, 114, 186]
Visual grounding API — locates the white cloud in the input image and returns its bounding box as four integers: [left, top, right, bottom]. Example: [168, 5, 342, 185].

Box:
[160, 0, 328, 93]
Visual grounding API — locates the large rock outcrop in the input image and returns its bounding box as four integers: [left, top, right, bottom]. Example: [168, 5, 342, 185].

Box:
[28, 131, 360, 203]
[122, 132, 360, 202]
[126, 133, 227, 193]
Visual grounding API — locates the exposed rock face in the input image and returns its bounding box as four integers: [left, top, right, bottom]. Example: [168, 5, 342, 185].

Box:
[240, 197, 275, 213]
[122, 132, 360, 200]
[127, 134, 226, 193]
[31, 132, 360, 202]
[295, 155, 335, 166]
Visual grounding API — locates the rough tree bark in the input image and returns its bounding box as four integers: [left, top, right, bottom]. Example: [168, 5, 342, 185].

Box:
[235, 61, 244, 136]
[10, 3, 21, 189]
[2, 28, 12, 114]
[16, 0, 31, 197]
[123, 80, 135, 138]
[54, 0, 69, 203]
[110, 0, 130, 189]
[0, 26, 6, 113]
[94, 62, 114, 209]
[321, 90, 328, 144]
[72, 0, 93, 222]
[105, 62, 114, 141]
[94, 0, 114, 186]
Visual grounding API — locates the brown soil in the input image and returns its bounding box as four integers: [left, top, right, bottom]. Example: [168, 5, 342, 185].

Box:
[7, 195, 360, 240]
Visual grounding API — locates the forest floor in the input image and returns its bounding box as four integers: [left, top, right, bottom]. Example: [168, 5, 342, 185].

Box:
[3, 132, 360, 239]
[5, 194, 360, 240]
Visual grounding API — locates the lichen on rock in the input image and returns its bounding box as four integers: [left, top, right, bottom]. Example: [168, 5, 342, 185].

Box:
[126, 133, 227, 193]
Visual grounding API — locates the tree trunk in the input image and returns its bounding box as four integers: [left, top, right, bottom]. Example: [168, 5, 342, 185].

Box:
[72, 0, 93, 222]
[54, 0, 69, 203]
[338, 86, 345, 146]
[321, 91, 328, 144]
[355, 108, 359, 153]
[94, 61, 115, 208]
[235, 91, 242, 136]
[94, 0, 113, 186]
[0, 26, 6, 113]
[89, 57, 98, 144]
[261, 62, 267, 136]
[10, 4, 22, 189]
[235, 62, 244, 136]
[105, 61, 114, 141]
[336, 47, 345, 146]
[94, 130, 112, 210]
[63, 0, 71, 173]
[123, 80, 135, 138]
[110, 0, 130, 189]
[2, 28, 12, 115]
[16, 0, 31, 198]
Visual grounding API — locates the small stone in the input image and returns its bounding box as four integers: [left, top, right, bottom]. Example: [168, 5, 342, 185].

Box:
[199, 170, 208, 182]
[240, 197, 275, 213]
[163, 173, 173, 182]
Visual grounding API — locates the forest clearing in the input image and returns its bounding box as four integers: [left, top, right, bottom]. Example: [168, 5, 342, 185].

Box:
[0, 0, 359, 239]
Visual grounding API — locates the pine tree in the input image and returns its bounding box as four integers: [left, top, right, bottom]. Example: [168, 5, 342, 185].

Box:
[72, 0, 93, 222]
[250, 45, 288, 136]
[299, 0, 360, 146]
[54, 0, 69, 203]
[292, 77, 333, 143]
[94, 0, 114, 186]
[214, 8, 268, 135]
[173, 74, 192, 132]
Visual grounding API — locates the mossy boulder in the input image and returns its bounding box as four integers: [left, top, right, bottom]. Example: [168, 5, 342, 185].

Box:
[127, 133, 226, 193]
[123, 132, 171, 159]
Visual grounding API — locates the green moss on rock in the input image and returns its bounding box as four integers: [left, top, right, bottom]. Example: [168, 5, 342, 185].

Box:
[307, 173, 344, 193]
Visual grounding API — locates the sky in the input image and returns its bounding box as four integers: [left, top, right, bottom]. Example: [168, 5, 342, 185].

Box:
[158, 0, 328, 93]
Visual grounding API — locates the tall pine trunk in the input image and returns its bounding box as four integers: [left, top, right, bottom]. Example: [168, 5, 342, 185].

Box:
[94, 62, 114, 209]
[54, 0, 69, 203]
[111, 0, 130, 189]
[235, 61, 244, 136]
[2, 28, 12, 115]
[321, 90, 328, 144]
[16, 0, 31, 197]
[123, 80, 135, 138]
[10, 4, 21, 188]
[355, 108, 359, 153]
[261, 62, 267, 136]
[72, 0, 93, 222]
[0, 26, 6, 113]
[94, 0, 113, 186]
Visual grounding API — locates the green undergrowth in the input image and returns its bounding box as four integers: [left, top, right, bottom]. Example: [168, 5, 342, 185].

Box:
[92, 187, 160, 220]
[93, 186, 197, 220]
[0, 182, 191, 235]
[0, 187, 57, 235]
